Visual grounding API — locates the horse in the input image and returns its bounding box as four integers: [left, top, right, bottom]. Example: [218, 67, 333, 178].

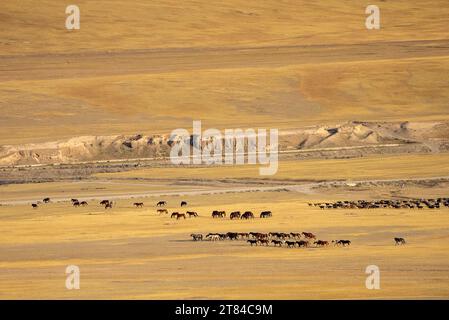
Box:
[212, 210, 225, 218]
[133, 202, 144, 208]
[241, 212, 254, 219]
[176, 213, 186, 220]
[31, 203, 38, 209]
[302, 232, 316, 240]
[104, 202, 113, 209]
[290, 232, 301, 239]
[157, 208, 168, 214]
[73, 201, 80, 207]
[170, 212, 179, 219]
[296, 240, 309, 247]
[230, 211, 241, 219]
[157, 201, 167, 206]
[80, 201, 88, 207]
[191, 234, 203, 241]
[394, 237, 406, 245]
[207, 234, 220, 241]
[271, 240, 284, 247]
[226, 232, 239, 240]
[258, 239, 270, 246]
[181, 201, 187, 207]
[314, 240, 329, 247]
[43, 197, 50, 203]
[100, 200, 110, 206]
[186, 211, 198, 218]
[285, 241, 296, 248]
[247, 239, 258, 246]
[260, 211, 272, 218]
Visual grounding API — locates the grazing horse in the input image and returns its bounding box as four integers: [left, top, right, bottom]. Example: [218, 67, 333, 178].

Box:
[80, 201, 88, 207]
[186, 211, 198, 218]
[181, 201, 187, 207]
[260, 211, 272, 218]
[31, 203, 38, 209]
[191, 234, 203, 241]
[230, 211, 241, 219]
[171, 212, 179, 219]
[212, 210, 225, 218]
[133, 202, 144, 208]
[271, 240, 284, 247]
[394, 237, 406, 245]
[176, 213, 186, 220]
[73, 201, 80, 207]
[43, 197, 50, 203]
[157, 201, 167, 207]
[302, 232, 316, 240]
[247, 239, 258, 246]
[296, 240, 309, 247]
[241, 212, 254, 219]
[157, 209, 168, 214]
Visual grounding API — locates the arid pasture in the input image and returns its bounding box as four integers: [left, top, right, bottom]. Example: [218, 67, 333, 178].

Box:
[1, 154, 449, 299]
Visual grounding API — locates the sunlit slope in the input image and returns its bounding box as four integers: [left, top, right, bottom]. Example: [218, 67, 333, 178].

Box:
[1, 56, 449, 144]
[1, 0, 449, 55]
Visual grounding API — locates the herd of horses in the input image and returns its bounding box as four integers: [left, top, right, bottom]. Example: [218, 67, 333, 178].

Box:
[310, 197, 449, 210]
[189, 231, 352, 248]
[190, 232, 406, 247]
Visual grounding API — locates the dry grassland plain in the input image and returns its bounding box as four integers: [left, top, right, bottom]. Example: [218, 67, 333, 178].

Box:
[1, 1, 449, 299]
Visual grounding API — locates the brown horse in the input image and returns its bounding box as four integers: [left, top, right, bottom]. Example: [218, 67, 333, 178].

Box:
[43, 197, 50, 203]
[247, 239, 259, 246]
[157, 209, 168, 214]
[260, 211, 272, 218]
[186, 211, 198, 218]
[31, 203, 38, 209]
[181, 201, 187, 207]
[296, 240, 309, 247]
[176, 213, 186, 220]
[133, 202, 144, 208]
[394, 237, 406, 245]
[230, 211, 241, 219]
[80, 201, 88, 207]
[104, 202, 113, 209]
[302, 232, 316, 240]
[170, 212, 179, 219]
[157, 201, 167, 206]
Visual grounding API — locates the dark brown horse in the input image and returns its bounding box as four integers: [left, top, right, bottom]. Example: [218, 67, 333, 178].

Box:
[43, 197, 50, 203]
[157, 201, 167, 206]
[133, 202, 144, 208]
[186, 211, 198, 218]
[31, 203, 38, 209]
[260, 211, 272, 218]
[181, 201, 187, 207]
[394, 237, 406, 245]
[230, 211, 241, 219]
